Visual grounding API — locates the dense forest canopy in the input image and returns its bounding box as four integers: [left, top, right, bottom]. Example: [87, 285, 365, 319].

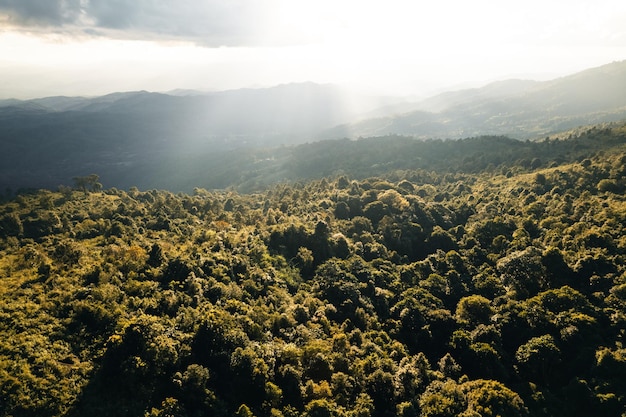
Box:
[2, 120, 626, 196]
[0, 122, 626, 416]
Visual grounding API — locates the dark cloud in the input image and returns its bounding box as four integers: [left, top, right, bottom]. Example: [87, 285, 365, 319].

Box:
[0, 0, 267, 46]
[0, 0, 83, 25]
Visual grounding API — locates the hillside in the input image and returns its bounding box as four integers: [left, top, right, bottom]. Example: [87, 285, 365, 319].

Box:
[0, 83, 375, 190]
[2, 119, 626, 196]
[0, 84, 386, 192]
[1, 123, 626, 417]
[326, 60, 626, 140]
[2, 61, 626, 193]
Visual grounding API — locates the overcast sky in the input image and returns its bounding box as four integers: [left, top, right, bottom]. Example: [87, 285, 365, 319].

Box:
[1, 0, 625, 99]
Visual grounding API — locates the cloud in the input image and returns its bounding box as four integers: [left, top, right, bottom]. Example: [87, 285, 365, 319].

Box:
[2, 0, 626, 50]
[0, 0, 270, 46]
[0, 0, 83, 25]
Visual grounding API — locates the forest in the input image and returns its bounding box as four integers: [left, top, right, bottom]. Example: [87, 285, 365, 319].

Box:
[1, 122, 626, 417]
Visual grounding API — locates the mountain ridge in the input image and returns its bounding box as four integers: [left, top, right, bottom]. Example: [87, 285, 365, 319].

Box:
[1, 61, 626, 192]
[325, 60, 626, 139]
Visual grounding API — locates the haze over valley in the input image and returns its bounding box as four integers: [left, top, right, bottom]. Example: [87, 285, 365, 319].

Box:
[1, 60, 626, 192]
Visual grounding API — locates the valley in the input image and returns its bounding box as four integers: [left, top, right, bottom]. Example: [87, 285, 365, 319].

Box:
[2, 61, 626, 193]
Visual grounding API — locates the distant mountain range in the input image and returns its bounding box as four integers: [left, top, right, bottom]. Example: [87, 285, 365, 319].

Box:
[0, 83, 377, 144]
[325, 60, 626, 139]
[0, 83, 382, 191]
[1, 60, 625, 192]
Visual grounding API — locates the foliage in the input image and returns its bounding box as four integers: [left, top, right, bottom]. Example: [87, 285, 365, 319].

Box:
[0, 123, 626, 416]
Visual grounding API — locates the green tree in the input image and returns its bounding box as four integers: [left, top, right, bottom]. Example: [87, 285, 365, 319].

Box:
[438, 353, 462, 380]
[515, 334, 561, 385]
[455, 295, 493, 328]
[236, 404, 256, 417]
[461, 379, 528, 417]
[304, 399, 336, 417]
[419, 380, 466, 417]
[73, 174, 102, 193]
[496, 247, 547, 299]
[363, 201, 387, 225]
[0, 213, 23, 236]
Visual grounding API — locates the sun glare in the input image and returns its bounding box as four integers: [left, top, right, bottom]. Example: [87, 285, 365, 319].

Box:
[0, 0, 625, 98]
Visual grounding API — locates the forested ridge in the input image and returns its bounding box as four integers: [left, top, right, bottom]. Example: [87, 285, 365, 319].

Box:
[3, 60, 626, 193]
[1, 124, 626, 417]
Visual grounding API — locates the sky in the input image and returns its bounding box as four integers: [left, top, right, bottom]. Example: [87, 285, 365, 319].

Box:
[1, 0, 625, 99]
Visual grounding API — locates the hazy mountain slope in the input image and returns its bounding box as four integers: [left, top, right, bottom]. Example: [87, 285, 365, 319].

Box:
[0, 83, 380, 150]
[326, 60, 626, 139]
[530, 60, 626, 114]
[2, 61, 626, 192]
[0, 83, 383, 191]
[412, 79, 539, 113]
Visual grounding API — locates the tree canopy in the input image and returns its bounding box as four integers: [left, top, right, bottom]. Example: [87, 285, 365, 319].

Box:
[1, 123, 626, 416]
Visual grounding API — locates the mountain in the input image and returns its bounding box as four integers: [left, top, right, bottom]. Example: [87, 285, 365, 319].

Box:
[0, 83, 385, 144]
[326, 60, 626, 139]
[411, 79, 540, 113]
[2, 61, 626, 192]
[0, 83, 385, 191]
